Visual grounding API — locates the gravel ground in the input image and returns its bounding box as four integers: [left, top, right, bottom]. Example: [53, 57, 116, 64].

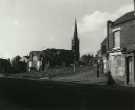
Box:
[5, 65, 108, 85]
[47, 66, 108, 85]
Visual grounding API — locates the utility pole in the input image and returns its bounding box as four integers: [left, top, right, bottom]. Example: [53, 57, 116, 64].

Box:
[133, 0, 135, 15]
[73, 63, 76, 73]
[133, 0, 135, 11]
[134, 0, 135, 12]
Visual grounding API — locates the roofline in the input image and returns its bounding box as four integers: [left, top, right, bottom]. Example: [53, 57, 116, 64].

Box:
[113, 11, 135, 26]
[113, 18, 135, 26]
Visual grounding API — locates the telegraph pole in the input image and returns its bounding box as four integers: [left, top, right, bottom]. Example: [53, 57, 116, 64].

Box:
[133, 0, 135, 15]
[73, 63, 76, 73]
[134, 0, 135, 12]
[132, 0, 135, 11]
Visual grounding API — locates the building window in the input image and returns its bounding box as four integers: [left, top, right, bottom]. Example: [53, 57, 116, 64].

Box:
[113, 30, 120, 49]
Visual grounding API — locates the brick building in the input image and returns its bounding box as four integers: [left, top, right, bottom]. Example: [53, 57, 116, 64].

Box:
[100, 11, 135, 86]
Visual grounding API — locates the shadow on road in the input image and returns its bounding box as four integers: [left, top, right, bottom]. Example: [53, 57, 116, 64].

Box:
[0, 78, 134, 110]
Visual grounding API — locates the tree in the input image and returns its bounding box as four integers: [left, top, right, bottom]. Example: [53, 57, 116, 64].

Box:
[11, 55, 27, 73]
[0, 58, 12, 73]
[80, 54, 95, 65]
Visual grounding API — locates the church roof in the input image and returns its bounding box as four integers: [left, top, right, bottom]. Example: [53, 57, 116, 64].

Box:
[113, 11, 135, 26]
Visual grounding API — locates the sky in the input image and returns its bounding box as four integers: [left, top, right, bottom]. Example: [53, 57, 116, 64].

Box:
[0, 0, 133, 58]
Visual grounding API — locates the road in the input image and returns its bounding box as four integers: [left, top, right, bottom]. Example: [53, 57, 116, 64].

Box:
[0, 77, 134, 110]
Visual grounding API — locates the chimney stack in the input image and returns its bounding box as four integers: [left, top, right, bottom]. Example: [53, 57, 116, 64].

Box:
[107, 20, 113, 50]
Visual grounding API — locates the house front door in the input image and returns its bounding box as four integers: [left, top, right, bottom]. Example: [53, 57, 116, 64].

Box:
[127, 56, 134, 85]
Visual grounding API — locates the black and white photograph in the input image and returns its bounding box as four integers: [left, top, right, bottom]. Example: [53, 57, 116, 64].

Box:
[0, 0, 135, 110]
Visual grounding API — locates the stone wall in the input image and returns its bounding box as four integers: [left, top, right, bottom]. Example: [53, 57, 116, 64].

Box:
[109, 52, 126, 85]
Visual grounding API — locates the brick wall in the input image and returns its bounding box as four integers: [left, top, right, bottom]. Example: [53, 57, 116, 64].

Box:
[108, 20, 135, 51]
[120, 20, 135, 50]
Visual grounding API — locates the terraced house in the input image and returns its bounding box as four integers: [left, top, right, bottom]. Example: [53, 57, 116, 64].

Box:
[100, 11, 135, 86]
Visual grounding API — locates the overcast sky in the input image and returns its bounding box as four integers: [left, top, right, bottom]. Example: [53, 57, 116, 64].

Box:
[0, 0, 133, 58]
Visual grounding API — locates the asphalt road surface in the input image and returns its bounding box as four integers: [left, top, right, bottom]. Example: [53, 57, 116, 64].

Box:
[0, 78, 134, 110]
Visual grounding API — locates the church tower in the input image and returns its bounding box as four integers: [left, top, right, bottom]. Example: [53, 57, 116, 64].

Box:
[72, 18, 80, 63]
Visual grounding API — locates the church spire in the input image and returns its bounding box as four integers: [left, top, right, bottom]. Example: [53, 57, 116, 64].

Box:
[72, 18, 80, 63]
[74, 18, 78, 39]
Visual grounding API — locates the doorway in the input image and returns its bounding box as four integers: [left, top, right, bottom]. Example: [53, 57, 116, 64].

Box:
[126, 56, 134, 84]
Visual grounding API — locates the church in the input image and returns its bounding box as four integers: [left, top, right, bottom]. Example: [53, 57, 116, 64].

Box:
[28, 19, 80, 72]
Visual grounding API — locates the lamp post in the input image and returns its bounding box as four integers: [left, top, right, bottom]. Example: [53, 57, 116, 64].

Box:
[133, 0, 135, 15]
[73, 54, 76, 73]
[97, 59, 100, 78]
[73, 63, 76, 73]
